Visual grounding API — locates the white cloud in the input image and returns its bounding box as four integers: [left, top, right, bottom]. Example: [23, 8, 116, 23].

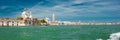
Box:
[0, 6, 10, 9]
[28, 0, 120, 21]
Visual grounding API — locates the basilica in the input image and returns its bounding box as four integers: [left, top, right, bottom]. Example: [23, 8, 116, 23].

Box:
[0, 8, 59, 26]
[0, 8, 35, 26]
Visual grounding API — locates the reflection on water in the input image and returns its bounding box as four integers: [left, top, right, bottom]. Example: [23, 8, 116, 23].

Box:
[22, 32, 32, 37]
[96, 38, 103, 40]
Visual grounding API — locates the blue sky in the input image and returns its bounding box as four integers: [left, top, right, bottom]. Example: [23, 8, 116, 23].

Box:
[0, 0, 120, 22]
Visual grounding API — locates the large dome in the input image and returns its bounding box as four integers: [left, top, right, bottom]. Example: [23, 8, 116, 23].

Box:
[21, 8, 32, 18]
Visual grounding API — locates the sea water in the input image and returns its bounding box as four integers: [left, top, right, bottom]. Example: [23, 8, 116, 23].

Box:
[0, 25, 120, 40]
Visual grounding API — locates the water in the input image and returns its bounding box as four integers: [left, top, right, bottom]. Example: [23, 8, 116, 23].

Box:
[0, 25, 120, 40]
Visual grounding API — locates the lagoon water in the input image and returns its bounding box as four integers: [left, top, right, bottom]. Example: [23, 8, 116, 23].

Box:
[0, 25, 120, 40]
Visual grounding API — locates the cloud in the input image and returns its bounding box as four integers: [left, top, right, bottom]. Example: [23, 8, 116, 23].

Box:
[31, 0, 120, 18]
[2, 0, 118, 22]
[32, 0, 119, 21]
[0, 6, 10, 10]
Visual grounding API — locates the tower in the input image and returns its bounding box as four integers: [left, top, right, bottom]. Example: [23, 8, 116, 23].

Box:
[52, 14, 56, 25]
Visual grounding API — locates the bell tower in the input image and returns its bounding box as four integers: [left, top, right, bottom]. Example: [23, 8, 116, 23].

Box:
[52, 14, 56, 25]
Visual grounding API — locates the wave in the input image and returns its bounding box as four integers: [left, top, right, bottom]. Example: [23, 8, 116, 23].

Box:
[97, 32, 120, 40]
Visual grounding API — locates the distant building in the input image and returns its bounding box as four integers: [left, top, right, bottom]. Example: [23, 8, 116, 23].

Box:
[0, 18, 27, 26]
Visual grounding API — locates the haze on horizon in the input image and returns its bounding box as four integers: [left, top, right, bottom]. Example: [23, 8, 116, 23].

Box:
[0, 0, 120, 22]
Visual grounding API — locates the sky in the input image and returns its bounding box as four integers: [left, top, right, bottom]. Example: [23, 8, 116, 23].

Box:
[0, 0, 120, 22]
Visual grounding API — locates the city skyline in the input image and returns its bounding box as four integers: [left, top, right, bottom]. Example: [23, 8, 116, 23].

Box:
[0, 0, 120, 22]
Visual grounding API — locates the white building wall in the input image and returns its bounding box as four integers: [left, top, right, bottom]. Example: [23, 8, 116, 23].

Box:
[0, 21, 2, 25]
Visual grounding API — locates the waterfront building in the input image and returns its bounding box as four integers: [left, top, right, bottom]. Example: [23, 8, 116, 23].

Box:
[0, 18, 25, 26]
